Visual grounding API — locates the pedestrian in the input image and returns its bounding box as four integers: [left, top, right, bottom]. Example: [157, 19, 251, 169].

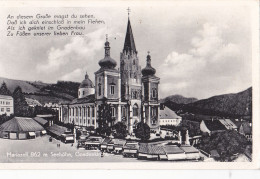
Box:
[101, 151, 104, 158]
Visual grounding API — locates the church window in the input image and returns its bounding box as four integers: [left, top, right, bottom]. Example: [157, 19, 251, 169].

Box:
[111, 107, 115, 117]
[133, 104, 138, 117]
[110, 85, 115, 95]
[79, 108, 81, 116]
[78, 91, 80, 96]
[98, 83, 101, 96]
[88, 119, 90, 124]
[83, 91, 85, 96]
[152, 89, 157, 98]
[122, 107, 126, 117]
[133, 59, 135, 65]
[92, 120, 95, 125]
[87, 107, 90, 117]
[92, 107, 95, 117]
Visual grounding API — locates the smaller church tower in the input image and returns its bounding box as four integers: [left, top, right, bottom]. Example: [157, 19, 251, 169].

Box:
[141, 52, 160, 132]
[95, 35, 121, 125]
[78, 72, 95, 98]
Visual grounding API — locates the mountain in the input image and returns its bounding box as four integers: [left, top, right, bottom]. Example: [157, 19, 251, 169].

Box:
[164, 87, 252, 118]
[160, 94, 198, 104]
[0, 77, 80, 104]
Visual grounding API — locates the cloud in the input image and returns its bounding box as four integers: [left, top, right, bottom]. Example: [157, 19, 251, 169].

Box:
[158, 22, 249, 99]
[60, 68, 84, 82]
[36, 28, 106, 73]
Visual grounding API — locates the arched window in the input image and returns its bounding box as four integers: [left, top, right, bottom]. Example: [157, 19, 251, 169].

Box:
[152, 89, 157, 98]
[133, 104, 138, 117]
[83, 91, 85, 96]
[110, 85, 115, 95]
[92, 107, 95, 117]
[87, 107, 90, 117]
[111, 107, 116, 117]
[98, 83, 101, 96]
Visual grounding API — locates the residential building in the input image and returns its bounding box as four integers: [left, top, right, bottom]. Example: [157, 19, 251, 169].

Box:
[0, 94, 14, 116]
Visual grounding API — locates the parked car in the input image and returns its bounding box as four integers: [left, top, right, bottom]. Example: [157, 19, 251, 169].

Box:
[61, 131, 74, 143]
[85, 136, 103, 150]
[123, 142, 139, 158]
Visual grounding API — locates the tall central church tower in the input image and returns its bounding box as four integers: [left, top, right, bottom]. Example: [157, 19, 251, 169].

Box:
[120, 15, 142, 133]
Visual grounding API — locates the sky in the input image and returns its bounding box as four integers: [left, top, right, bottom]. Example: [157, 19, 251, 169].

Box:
[0, 2, 253, 99]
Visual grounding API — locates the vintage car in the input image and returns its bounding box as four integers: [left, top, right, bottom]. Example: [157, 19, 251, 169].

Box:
[123, 142, 139, 158]
[107, 139, 126, 154]
[85, 136, 103, 150]
[77, 135, 88, 148]
[61, 131, 74, 143]
[100, 137, 112, 152]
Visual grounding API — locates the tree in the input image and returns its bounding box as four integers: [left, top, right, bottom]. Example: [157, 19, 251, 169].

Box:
[134, 122, 150, 141]
[0, 82, 11, 96]
[12, 86, 32, 117]
[96, 103, 115, 136]
[113, 122, 127, 139]
[198, 130, 249, 161]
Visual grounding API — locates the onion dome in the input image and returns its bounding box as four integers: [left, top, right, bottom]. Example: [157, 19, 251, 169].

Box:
[79, 72, 94, 88]
[98, 35, 117, 69]
[141, 52, 156, 76]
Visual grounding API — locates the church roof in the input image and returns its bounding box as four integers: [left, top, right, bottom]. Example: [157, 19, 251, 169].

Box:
[79, 72, 94, 88]
[123, 18, 137, 54]
[70, 94, 95, 105]
[141, 53, 156, 76]
[98, 37, 117, 70]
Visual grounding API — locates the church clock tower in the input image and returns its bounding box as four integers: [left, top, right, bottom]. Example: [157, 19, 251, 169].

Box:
[120, 11, 142, 133]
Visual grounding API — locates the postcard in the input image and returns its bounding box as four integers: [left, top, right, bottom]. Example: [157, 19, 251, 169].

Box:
[0, 0, 259, 169]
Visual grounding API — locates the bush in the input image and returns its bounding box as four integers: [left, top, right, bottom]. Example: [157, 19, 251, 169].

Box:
[113, 122, 127, 139]
[134, 122, 150, 141]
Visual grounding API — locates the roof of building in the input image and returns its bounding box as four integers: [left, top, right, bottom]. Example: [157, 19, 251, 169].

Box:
[180, 146, 199, 153]
[47, 124, 68, 137]
[25, 98, 42, 107]
[70, 94, 95, 105]
[79, 72, 94, 88]
[163, 145, 184, 154]
[203, 120, 226, 131]
[98, 38, 117, 70]
[0, 117, 44, 132]
[210, 150, 220, 158]
[0, 94, 13, 99]
[160, 107, 181, 119]
[239, 122, 252, 135]
[123, 18, 137, 54]
[138, 143, 165, 155]
[33, 117, 48, 126]
[101, 137, 112, 145]
[141, 54, 156, 76]
[219, 119, 237, 129]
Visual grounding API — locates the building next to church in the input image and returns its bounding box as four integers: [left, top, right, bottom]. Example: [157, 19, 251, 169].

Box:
[59, 13, 160, 134]
[0, 94, 14, 116]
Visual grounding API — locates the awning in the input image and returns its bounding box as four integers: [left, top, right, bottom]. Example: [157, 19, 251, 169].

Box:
[41, 130, 47, 134]
[29, 132, 36, 136]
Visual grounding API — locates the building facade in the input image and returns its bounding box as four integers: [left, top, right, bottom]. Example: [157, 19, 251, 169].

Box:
[0, 95, 14, 116]
[59, 14, 160, 133]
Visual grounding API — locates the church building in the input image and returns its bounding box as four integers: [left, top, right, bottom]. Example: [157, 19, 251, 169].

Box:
[59, 12, 160, 133]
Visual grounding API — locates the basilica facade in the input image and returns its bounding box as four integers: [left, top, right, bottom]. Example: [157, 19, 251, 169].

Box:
[59, 15, 160, 133]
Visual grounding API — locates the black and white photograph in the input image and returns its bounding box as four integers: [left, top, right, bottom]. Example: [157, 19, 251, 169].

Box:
[0, 0, 258, 169]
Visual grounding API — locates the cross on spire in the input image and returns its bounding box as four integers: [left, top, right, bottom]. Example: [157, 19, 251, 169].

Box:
[106, 34, 108, 41]
[148, 51, 150, 55]
[127, 7, 131, 16]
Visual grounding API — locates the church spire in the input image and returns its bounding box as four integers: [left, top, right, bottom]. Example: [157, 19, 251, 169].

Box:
[123, 8, 137, 54]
